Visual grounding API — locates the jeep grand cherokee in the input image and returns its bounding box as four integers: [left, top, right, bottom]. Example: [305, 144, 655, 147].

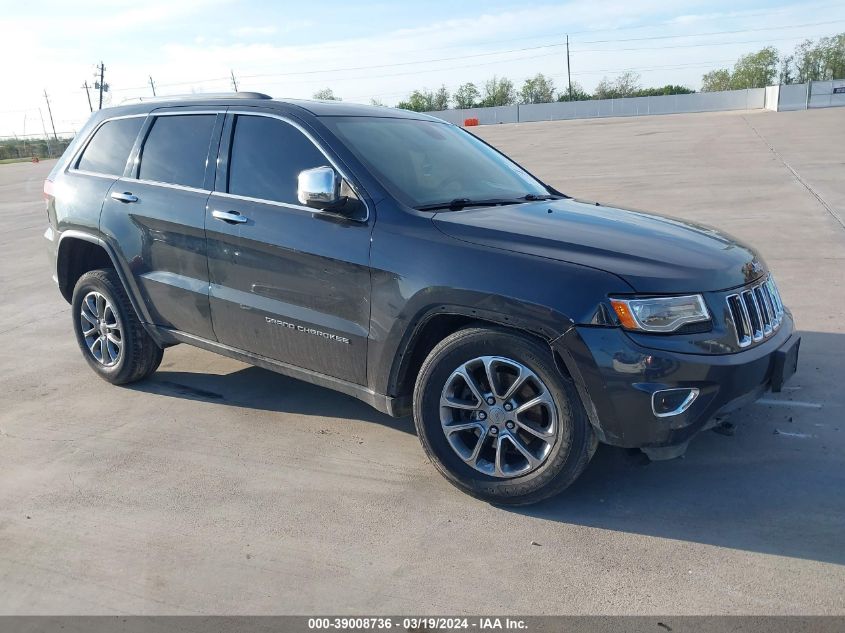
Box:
[44, 93, 800, 504]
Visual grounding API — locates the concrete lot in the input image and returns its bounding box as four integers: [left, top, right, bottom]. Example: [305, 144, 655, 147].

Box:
[0, 108, 843, 615]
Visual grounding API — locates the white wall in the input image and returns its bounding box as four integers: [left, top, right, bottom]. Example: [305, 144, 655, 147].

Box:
[765, 85, 780, 111]
[425, 81, 845, 123]
[777, 83, 810, 111]
[426, 88, 766, 125]
[808, 80, 845, 109]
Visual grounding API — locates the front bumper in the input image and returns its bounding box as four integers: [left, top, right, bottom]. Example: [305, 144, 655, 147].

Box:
[555, 314, 798, 448]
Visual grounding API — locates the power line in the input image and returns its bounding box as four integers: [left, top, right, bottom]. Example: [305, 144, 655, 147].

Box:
[8, 14, 842, 132]
[244, 28, 826, 90]
[575, 18, 845, 45]
[572, 33, 836, 53]
[218, 2, 842, 57]
[80, 19, 845, 96]
[140, 29, 827, 97]
[209, 19, 845, 82]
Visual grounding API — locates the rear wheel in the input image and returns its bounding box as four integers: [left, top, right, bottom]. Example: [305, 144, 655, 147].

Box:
[413, 327, 596, 505]
[71, 269, 163, 384]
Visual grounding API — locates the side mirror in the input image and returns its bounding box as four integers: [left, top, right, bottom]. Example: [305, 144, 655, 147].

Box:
[297, 166, 340, 210]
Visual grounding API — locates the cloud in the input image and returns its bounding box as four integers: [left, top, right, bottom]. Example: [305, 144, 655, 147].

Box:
[231, 19, 315, 38]
[231, 26, 278, 37]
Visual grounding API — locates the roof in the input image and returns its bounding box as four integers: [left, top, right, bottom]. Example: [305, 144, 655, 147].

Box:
[109, 92, 442, 121]
[276, 98, 440, 120]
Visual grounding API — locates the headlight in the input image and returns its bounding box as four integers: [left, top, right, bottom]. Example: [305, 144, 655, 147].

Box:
[609, 295, 710, 333]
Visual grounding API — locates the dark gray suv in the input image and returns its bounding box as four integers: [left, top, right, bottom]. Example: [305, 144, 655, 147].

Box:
[45, 93, 800, 504]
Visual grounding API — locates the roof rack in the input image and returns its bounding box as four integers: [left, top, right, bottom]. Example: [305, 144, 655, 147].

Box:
[120, 92, 272, 104]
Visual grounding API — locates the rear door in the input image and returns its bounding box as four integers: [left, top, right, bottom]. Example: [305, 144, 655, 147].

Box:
[62, 115, 146, 234]
[206, 111, 372, 385]
[100, 109, 224, 341]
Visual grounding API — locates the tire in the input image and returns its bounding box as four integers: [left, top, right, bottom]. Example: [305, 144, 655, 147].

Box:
[413, 327, 596, 505]
[71, 268, 163, 385]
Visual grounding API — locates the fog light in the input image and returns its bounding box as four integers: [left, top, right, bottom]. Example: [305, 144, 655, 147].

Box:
[652, 388, 699, 417]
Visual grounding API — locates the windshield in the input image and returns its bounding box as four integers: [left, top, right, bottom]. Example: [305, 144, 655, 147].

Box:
[323, 116, 550, 208]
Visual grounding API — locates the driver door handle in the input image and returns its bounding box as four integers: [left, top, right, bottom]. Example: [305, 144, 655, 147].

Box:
[110, 191, 138, 203]
[212, 210, 248, 224]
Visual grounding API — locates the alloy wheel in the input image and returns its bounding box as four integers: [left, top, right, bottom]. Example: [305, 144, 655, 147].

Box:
[80, 291, 123, 367]
[439, 356, 558, 478]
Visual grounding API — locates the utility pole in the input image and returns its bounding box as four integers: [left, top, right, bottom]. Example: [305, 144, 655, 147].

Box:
[230, 69, 239, 92]
[82, 80, 93, 112]
[149, 75, 157, 96]
[22, 113, 29, 157]
[43, 90, 58, 140]
[566, 34, 573, 101]
[38, 108, 53, 158]
[96, 61, 106, 109]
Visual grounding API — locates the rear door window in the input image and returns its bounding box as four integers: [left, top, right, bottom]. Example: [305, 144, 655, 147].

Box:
[138, 114, 216, 189]
[76, 117, 144, 176]
[227, 115, 328, 204]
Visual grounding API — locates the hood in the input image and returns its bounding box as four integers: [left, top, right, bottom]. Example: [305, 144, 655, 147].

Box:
[432, 198, 766, 293]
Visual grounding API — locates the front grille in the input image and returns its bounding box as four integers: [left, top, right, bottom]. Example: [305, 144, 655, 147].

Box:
[726, 276, 785, 348]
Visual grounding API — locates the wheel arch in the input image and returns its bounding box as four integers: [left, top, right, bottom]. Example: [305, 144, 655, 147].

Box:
[57, 232, 113, 302]
[56, 230, 154, 329]
[385, 302, 575, 404]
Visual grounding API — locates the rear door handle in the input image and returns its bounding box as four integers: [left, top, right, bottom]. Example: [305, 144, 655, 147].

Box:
[212, 210, 248, 224]
[111, 191, 138, 203]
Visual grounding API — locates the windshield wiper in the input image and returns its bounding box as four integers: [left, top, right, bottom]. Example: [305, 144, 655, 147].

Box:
[415, 197, 527, 212]
[521, 193, 561, 201]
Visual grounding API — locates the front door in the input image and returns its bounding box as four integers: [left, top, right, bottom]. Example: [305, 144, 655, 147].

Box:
[206, 112, 372, 385]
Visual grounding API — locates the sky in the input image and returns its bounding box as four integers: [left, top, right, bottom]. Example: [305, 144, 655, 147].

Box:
[1, 0, 844, 138]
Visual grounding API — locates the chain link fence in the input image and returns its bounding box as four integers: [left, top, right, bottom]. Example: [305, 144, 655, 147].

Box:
[0, 135, 74, 163]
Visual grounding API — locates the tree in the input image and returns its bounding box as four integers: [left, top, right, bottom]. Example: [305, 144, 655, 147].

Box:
[480, 76, 516, 107]
[520, 73, 556, 104]
[593, 71, 641, 99]
[729, 47, 778, 89]
[823, 33, 845, 80]
[593, 77, 615, 99]
[632, 85, 695, 97]
[433, 85, 450, 111]
[779, 55, 794, 85]
[369, 98, 385, 106]
[454, 82, 480, 108]
[396, 86, 449, 112]
[793, 39, 823, 83]
[701, 68, 732, 92]
[313, 88, 340, 101]
[556, 81, 591, 102]
[614, 71, 641, 97]
[701, 36, 844, 89]
[397, 90, 433, 112]
[792, 34, 845, 82]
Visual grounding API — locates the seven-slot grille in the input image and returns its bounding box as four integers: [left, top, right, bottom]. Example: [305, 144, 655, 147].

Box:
[726, 276, 785, 348]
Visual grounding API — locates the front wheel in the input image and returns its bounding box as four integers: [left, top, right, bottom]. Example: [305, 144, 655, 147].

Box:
[71, 269, 163, 385]
[413, 327, 596, 505]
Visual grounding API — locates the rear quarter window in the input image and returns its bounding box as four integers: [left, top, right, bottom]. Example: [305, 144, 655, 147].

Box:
[138, 114, 216, 189]
[76, 117, 145, 176]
